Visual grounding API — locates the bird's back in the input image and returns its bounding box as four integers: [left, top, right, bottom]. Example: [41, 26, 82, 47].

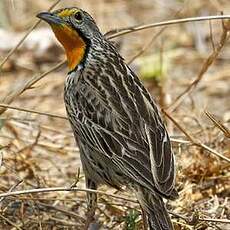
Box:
[64, 39, 177, 199]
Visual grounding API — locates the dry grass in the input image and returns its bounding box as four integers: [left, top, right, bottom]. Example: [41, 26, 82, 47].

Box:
[0, 0, 230, 229]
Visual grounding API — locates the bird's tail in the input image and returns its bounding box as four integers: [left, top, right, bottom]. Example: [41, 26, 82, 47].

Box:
[135, 187, 174, 230]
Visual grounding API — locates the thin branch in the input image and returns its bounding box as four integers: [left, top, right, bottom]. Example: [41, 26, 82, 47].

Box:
[0, 213, 23, 230]
[0, 103, 67, 120]
[209, 20, 215, 51]
[127, 6, 184, 64]
[0, 0, 62, 70]
[0, 180, 23, 203]
[169, 211, 230, 225]
[0, 60, 66, 115]
[167, 16, 230, 111]
[127, 26, 167, 65]
[37, 202, 85, 222]
[0, 186, 137, 203]
[168, 211, 188, 221]
[162, 109, 197, 143]
[162, 109, 230, 163]
[47, 216, 82, 227]
[106, 15, 230, 39]
[205, 110, 230, 138]
[200, 217, 230, 224]
[170, 138, 190, 144]
[200, 143, 230, 162]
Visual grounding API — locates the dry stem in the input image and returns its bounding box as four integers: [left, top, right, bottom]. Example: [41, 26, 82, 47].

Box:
[0, 103, 67, 120]
[0, 186, 137, 203]
[205, 110, 230, 138]
[0, 60, 66, 115]
[162, 109, 230, 163]
[0, 0, 62, 70]
[167, 17, 230, 111]
[106, 15, 230, 39]
[0, 213, 23, 230]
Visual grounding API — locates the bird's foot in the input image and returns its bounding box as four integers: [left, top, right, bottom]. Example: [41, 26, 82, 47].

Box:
[84, 209, 99, 230]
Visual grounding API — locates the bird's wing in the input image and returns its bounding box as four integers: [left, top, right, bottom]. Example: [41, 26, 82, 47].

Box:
[74, 61, 176, 198]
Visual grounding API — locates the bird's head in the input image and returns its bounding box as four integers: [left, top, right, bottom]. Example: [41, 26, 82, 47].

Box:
[37, 7, 101, 71]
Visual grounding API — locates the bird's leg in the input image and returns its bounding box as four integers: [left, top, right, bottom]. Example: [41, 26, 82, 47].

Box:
[140, 206, 148, 230]
[134, 187, 149, 230]
[85, 178, 98, 230]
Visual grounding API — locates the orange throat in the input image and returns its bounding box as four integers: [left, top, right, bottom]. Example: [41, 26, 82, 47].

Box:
[51, 25, 86, 71]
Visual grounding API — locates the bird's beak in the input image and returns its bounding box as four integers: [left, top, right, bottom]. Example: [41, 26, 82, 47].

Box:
[37, 12, 63, 26]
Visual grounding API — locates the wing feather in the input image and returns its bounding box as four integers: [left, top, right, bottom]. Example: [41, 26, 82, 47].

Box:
[69, 51, 177, 198]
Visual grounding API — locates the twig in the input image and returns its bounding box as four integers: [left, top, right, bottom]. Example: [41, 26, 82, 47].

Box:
[127, 6, 185, 65]
[1, 135, 79, 153]
[127, 33, 160, 65]
[127, 27, 166, 65]
[47, 216, 81, 227]
[37, 202, 85, 222]
[0, 60, 66, 115]
[106, 15, 230, 39]
[169, 211, 188, 221]
[162, 109, 230, 163]
[0, 103, 67, 120]
[0, 180, 23, 203]
[205, 110, 230, 138]
[0, 186, 137, 203]
[70, 167, 81, 188]
[209, 20, 215, 51]
[170, 138, 190, 144]
[162, 109, 197, 143]
[199, 143, 230, 163]
[167, 15, 230, 111]
[0, 213, 23, 230]
[169, 211, 230, 225]
[0, 0, 61, 70]
[200, 217, 230, 224]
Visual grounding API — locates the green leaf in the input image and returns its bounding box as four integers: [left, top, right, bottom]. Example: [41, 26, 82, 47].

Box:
[124, 209, 140, 230]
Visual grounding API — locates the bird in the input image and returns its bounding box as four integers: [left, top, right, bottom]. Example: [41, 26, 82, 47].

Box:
[37, 7, 178, 230]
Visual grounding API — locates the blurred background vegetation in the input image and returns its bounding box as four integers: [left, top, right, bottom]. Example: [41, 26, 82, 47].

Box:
[0, 0, 229, 229]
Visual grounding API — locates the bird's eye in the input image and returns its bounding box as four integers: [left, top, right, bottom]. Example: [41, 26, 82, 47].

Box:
[74, 12, 82, 21]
